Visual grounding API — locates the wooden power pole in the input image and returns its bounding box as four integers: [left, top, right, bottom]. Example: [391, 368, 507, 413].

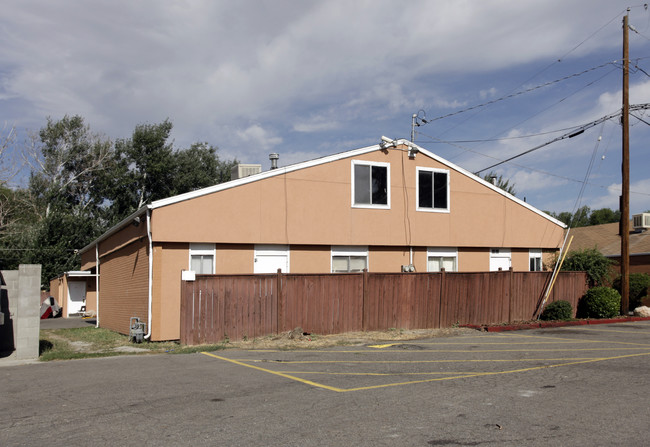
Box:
[621, 10, 630, 314]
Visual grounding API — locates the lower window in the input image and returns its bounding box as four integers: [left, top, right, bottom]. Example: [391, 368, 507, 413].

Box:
[332, 246, 368, 273]
[529, 249, 543, 271]
[189, 243, 215, 274]
[427, 248, 457, 272]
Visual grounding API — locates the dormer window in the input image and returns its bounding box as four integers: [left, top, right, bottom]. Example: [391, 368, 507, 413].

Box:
[351, 160, 390, 209]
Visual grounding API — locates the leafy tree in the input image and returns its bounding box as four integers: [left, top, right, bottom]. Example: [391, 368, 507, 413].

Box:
[589, 208, 620, 226]
[547, 206, 620, 228]
[482, 171, 516, 196]
[28, 115, 112, 218]
[172, 142, 237, 194]
[561, 248, 614, 287]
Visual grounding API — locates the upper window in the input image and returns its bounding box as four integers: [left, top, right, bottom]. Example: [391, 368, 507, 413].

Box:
[427, 248, 458, 272]
[352, 160, 390, 208]
[529, 249, 543, 271]
[189, 243, 215, 274]
[417, 167, 449, 212]
[332, 246, 368, 273]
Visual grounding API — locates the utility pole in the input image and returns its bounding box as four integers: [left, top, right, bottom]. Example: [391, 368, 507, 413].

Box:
[620, 9, 630, 314]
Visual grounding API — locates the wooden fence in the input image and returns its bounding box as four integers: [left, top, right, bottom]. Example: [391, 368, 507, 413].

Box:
[180, 270, 588, 345]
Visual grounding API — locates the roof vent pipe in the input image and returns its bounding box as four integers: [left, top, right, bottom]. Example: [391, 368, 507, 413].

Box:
[269, 153, 279, 170]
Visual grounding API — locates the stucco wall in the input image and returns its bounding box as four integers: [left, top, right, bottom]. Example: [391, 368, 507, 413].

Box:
[151, 148, 564, 250]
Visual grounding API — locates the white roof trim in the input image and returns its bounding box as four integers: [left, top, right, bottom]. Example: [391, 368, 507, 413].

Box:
[82, 137, 565, 254]
[150, 138, 564, 228]
[79, 206, 149, 254]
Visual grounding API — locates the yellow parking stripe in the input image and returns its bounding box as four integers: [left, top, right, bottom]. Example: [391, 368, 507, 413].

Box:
[504, 332, 650, 346]
[201, 352, 345, 392]
[244, 347, 650, 354]
[343, 352, 650, 392]
[203, 351, 650, 393]
[567, 326, 650, 335]
[236, 357, 608, 364]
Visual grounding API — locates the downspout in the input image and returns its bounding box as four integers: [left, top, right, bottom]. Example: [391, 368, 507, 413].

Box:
[95, 243, 100, 328]
[145, 207, 153, 339]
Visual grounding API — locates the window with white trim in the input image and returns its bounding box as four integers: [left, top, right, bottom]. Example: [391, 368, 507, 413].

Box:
[189, 243, 215, 274]
[427, 247, 457, 272]
[331, 246, 368, 273]
[417, 167, 449, 212]
[529, 249, 543, 271]
[352, 160, 390, 208]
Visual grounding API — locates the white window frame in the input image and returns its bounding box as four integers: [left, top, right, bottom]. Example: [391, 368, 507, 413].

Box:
[189, 243, 216, 274]
[331, 246, 369, 273]
[427, 247, 458, 272]
[529, 249, 543, 271]
[351, 160, 391, 209]
[254, 245, 290, 273]
[416, 167, 450, 213]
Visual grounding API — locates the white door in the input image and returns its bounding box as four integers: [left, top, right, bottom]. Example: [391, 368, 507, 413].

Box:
[489, 248, 511, 271]
[67, 281, 86, 316]
[254, 245, 289, 273]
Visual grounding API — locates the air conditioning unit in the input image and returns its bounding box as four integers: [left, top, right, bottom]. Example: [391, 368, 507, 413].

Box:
[231, 164, 262, 180]
[633, 213, 650, 230]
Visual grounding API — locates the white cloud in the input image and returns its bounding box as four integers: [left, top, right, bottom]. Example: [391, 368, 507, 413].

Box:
[479, 87, 498, 99]
[235, 124, 282, 151]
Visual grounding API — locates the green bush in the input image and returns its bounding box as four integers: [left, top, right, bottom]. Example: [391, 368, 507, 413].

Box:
[612, 273, 650, 310]
[540, 300, 573, 320]
[579, 287, 621, 318]
[560, 248, 613, 287]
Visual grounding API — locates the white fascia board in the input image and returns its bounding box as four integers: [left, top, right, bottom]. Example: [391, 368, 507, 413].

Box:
[79, 206, 150, 255]
[151, 143, 382, 209]
[404, 140, 567, 229]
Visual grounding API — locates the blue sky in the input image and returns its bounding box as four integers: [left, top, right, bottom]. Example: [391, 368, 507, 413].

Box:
[1, 0, 650, 216]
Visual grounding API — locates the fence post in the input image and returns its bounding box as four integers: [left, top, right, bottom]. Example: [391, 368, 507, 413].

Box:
[362, 269, 368, 331]
[439, 268, 445, 328]
[276, 268, 283, 335]
[508, 267, 514, 323]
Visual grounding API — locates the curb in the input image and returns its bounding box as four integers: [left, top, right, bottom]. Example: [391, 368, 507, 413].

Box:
[461, 316, 650, 333]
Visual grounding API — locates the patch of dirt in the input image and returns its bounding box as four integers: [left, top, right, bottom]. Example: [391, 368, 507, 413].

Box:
[226, 327, 479, 350]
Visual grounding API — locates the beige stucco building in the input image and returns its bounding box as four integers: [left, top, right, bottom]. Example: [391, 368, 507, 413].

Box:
[76, 139, 565, 341]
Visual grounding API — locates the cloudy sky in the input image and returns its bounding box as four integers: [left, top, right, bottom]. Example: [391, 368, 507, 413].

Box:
[2, 0, 650, 216]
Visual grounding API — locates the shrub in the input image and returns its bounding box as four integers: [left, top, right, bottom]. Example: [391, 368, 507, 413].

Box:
[560, 248, 614, 287]
[612, 273, 650, 311]
[540, 300, 573, 321]
[579, 287, 621, 318]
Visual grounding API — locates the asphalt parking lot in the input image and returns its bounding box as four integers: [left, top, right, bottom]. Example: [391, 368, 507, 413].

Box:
[2, 321, 650, 446]
[205, 323, 650, 393]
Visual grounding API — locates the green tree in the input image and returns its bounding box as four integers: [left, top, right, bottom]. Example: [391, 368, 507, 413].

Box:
[482, 171, 516, 196]
[172, 142, 237, 194]
[561, 247, 614, 287]
[588, 208, 621, 226]
[28, 115, 112, 218]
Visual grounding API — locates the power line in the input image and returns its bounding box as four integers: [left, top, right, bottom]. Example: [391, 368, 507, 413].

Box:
[474, 104, 650, 175]
[420, 62, 619, 125]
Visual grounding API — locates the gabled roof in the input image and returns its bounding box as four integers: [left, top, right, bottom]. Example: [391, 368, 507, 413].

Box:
[80, 138, 565, 254]
[151, 138, 565, 228]
[569, 221, 650, 256]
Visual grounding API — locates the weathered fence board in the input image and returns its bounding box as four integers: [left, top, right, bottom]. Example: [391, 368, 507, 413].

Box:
[180, 270, 588, 345]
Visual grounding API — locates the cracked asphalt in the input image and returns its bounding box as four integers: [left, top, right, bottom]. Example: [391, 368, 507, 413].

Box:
[2, 320, 650, 446]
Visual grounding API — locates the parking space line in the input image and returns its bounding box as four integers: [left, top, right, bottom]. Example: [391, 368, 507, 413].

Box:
[504, 332, 650, 346]
[201, 352, 346, 392]
[241, 347, 650, 353]
[239, 357, 628, 364]
[343, 352, 650, 392]
[564, 326, 650, 335]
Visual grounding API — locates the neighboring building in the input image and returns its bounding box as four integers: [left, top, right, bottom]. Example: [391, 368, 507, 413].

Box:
[76, 139, 565, 341]
[568, 214, 650, 275]
[49, 271, 96, 318]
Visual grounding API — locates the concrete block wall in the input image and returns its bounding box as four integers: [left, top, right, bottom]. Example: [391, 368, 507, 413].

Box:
[0, 265, 41, 363]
